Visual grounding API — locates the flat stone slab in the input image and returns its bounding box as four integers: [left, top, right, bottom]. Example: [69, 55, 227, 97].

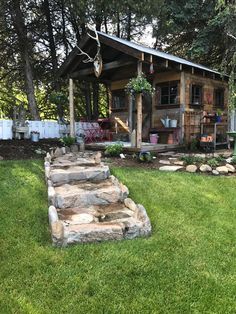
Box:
[49, 176, 129, 209]
[159, 165, 183, 172]
[49, 200, 151, 246]
[50, 165, 110, 185]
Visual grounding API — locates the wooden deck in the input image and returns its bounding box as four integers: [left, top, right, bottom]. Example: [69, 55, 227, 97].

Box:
[85, 141, 181, 153]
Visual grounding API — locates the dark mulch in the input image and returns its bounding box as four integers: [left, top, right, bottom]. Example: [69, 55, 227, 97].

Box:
[0, 139, 60, 160]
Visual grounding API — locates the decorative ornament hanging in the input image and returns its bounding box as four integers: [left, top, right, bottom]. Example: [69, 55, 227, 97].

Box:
[76, 25, 103, 78]
[149, 63, 154, 74]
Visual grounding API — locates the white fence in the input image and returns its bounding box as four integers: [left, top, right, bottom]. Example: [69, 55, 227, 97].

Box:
[0, 120, 102, 140]
[0, 120, 61, 140]
[230, 109, 236, 131]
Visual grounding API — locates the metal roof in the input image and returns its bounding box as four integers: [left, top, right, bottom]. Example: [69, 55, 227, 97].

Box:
[97, 31, 224, 76]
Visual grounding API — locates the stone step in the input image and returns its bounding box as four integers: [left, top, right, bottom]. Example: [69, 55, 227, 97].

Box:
[48, 198, 151, 245]
[48, 176, 129, 209]
[49, 165, 110, 186]
[50, 152, 102, 169]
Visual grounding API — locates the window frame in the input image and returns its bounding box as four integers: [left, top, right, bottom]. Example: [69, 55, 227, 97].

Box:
[111, 89, 127, 111]
[190, 84, 203, 107]
[214, 88, 224, 109]
[156, 81, 180, 108]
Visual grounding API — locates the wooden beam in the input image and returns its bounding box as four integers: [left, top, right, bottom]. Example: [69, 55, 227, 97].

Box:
[71, 59, 134, 78]
[136, 61, 143, 148]
[69, 78, 75, 137]
[179, 64, 182, 71]
[191, 67, 195, 74]
[128, 93, 133, 140]
[180, 72, 186, 144]
[165, 60, 169, 68]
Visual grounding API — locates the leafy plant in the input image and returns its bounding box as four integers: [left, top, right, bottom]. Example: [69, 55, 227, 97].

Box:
[125, 73, 154, 95]
[231, 156, 236, 165]
[104, 144, 123, 157]
[60, 136, 76, 146]
[207, 158, 220, 168]
[138, 151, 153, 162]
[180, 155, 205, 165]
[190, 138, 199, 151]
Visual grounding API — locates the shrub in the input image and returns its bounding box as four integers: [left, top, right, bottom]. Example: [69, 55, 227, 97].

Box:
[138, 151, 153, 162]
[104, 144, 123, 157]
[231, 156, 236, 164]
[180, 156, 205, 165]
[60, 136, 76, 146]
[207, 158, 220, 168]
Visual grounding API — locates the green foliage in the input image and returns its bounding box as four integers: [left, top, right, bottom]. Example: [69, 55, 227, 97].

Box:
[181, 155, 205, 165]
[207, 158, 220, 168]
[230, 156, 236, 165]
[190, 138, 199, 151]
[104, 143, 123, 157]
[125, 73, 154, 95]
[60, 136, 76, 146]
[138, 151, 153, 162]
[49, 91, 68, 106]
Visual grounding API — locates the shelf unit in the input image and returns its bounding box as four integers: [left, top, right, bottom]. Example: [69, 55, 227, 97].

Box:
[200, 122, 229, 150]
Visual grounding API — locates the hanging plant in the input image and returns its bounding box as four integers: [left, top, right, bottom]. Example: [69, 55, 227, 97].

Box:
[125, 73, 155, 95]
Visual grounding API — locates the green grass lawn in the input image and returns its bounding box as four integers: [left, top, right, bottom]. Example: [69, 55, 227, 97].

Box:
[0, 160, 236, 314]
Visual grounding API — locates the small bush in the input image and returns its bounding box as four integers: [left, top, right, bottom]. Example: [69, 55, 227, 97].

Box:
[180, 156, 205, 165]
[104, 144, 123, 157]
[231, 156, 236, 164]
[207, 158, 220, 168]
[138, 151, 153, 162]
[60, 136, 76, 146]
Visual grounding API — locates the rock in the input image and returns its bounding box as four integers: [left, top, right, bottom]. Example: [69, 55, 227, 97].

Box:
[54, 147, 63, 158]
[159, 160, 171, 165]
[51, 221, 64, 244]
[226, 157, 233, 163]
[124, 198, 138, 212]
[186, 165, 197, 173]
[61, 147, 66, 154]
[48, 206, 58, 224]
[222, 152, 232, 158]
[212, 170, 219, 176]
[66, 213, 95, 224]
[94, 152, 101, 164]
[194, 153, 206, 158]
[168, 157, 178, 162]
[200, 164, 212, 172]
[174, 160, 184, 166]
[50, 165, 110, 185]
[216, 166, 229, 174]
[53, 178, 129, 209]
[0, 156, 3, 160]
[159, 151, 176, 156]
[159, 165, 183, 172]
[66, 223, 124, 244]
[70, 144, 78, 153]
[65, 146, 71, 153]
[226, 163, 235, 173]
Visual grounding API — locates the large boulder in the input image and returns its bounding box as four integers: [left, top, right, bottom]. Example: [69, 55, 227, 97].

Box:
[159, 165, 183, 172]
[200, 164, 212, 172]
[216, 166, 229, 174]
[186, 165, 197, 173]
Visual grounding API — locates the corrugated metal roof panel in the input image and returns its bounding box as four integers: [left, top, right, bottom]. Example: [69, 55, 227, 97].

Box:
[97, 31, 224, 76]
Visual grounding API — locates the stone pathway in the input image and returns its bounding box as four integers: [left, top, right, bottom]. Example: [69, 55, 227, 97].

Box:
[45, 151, 151, 246]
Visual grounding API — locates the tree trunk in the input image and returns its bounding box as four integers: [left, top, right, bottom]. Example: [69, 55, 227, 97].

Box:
[61, 0, 69, 57]
[10, 0, 40, 120]
[126, 6, 132, 40]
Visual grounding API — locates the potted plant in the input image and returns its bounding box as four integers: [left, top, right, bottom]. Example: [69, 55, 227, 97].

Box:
[125, 73, 154, 95]
[31, 131, 40, 142]
[215, 109, 223, 122]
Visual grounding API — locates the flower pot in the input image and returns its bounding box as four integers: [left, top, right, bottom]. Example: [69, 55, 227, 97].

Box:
[150, 133, 158, 144]
[31, 132, 40, 142]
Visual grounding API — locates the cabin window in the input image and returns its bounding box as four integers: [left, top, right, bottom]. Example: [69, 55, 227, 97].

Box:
[112, 90, 126, 109]
[214, 88, 224, 108]
[157, 81, 179, 106]
[191, 84, 202, 106]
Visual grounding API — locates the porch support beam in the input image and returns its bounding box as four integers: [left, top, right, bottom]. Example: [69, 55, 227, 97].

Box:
[71, 59, 134, 78]
[136, 61, 143, 148]
[69, 78, 75, 137]
[180, 71, 186, 144]
[128, 94, 133, 140]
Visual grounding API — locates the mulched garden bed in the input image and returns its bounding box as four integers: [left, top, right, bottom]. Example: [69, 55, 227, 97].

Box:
[0, 139, 60, 160]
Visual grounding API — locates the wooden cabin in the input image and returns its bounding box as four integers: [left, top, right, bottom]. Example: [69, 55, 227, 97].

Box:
[58, 30, 229, 151]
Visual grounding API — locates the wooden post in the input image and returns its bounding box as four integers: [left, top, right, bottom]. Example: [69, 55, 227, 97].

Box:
[136, 61, 142, 148]
[69, 78, 75, 137]
[180, 71, 186, 144]
[128, 94, 133, 140]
